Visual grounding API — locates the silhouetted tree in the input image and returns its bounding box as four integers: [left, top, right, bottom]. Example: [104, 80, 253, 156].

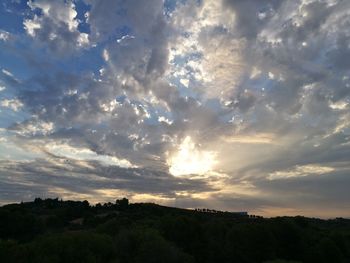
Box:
[116, 198, 129, 210]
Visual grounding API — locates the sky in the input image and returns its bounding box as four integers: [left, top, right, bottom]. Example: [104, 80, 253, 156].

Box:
[0, 0, 350, 218]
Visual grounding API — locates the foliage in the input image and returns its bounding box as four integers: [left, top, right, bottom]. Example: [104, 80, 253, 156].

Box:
[0, 198, 349, 263]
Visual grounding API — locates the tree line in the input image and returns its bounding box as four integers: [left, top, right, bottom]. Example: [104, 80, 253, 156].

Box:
[0, 198, 349, 262]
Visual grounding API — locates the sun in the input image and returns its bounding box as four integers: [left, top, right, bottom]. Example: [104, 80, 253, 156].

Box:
[168, 136, 217, 177]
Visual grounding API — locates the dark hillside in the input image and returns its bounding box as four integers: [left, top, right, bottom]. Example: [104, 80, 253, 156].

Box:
[0, 198, 349, 263]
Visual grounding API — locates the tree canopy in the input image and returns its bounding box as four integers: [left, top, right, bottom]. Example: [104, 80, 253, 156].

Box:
[0, 198, 349, 263]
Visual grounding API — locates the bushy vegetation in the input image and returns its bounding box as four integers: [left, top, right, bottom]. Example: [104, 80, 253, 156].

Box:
[0, 198, 349, 262]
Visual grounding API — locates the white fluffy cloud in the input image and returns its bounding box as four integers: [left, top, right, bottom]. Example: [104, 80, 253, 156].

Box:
[0, 30, 10, 41]
[1, 99, 23, 112]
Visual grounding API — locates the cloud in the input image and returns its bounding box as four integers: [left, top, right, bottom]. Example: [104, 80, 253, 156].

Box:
[0, 156, 214, 205]
[253, 167, 350, 217]
[44, 142, 135, 168]
[1, 99, 23, 111]
[0, 0, 350, 217]
[267, 164, 335, 180]
[223, 0, 283, 39]
[9, 118, 54, 135]
[0, 30, 10, 41]
[168, 0, 243, 100]
[2, 69, 15, 78]
[23, 0, 89, 54]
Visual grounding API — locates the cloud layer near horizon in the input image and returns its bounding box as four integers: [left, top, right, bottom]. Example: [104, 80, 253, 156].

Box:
[0, 0, 350, 217]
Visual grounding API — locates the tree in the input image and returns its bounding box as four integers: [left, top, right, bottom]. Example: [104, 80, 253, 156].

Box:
[116, 198, 129, 210]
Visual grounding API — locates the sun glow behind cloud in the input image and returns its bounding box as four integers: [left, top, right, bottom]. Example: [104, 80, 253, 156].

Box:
[168, 136, 217, 177]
